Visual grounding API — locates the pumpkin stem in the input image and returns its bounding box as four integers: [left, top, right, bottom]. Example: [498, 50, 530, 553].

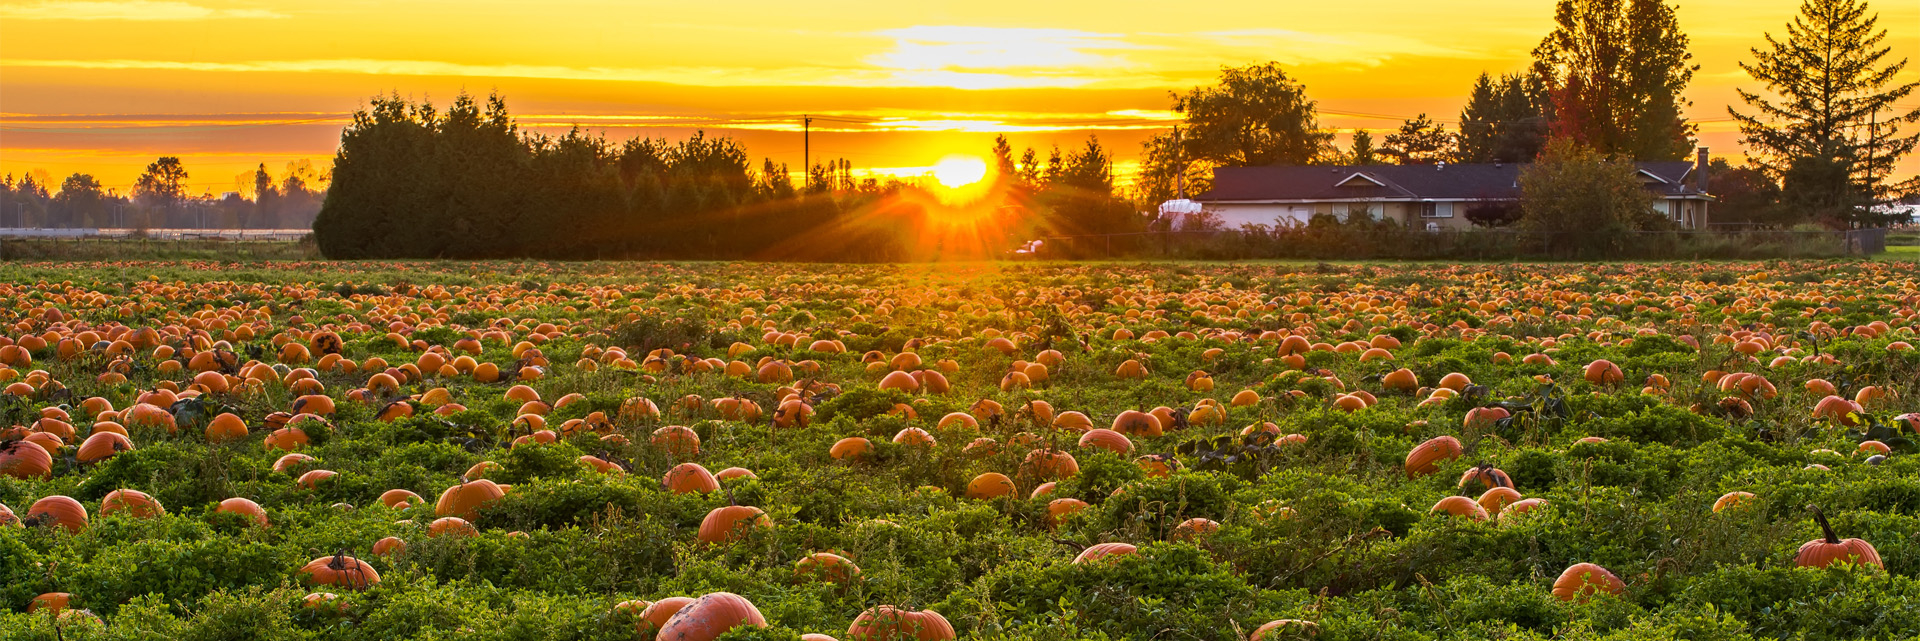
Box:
[1808, 504, 1841, 544]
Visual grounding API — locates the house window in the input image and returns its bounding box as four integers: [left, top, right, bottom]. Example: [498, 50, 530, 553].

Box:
[1421, 202, 1455, 218]
[1330, 203, 1349, 220]
[1667, 200, 1682, 221]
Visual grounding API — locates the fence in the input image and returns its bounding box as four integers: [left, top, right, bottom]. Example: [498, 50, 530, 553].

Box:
[1030, 227, 1893, 261]
[0, 227, 311, 241]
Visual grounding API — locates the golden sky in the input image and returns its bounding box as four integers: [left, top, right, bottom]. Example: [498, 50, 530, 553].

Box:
[3, 0, 1917, 196]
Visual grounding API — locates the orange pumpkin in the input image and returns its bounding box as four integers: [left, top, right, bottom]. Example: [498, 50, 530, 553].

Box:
[1552, 563, 1624, 602]
[845, 605, 956, 641]
[698, 505, 770, 544]
[657, 592, 768, 641]
[1795, 505, 1884, 569]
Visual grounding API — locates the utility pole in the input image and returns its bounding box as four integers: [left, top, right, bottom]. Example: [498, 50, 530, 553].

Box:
[1173, 126, 1185, 200]
[803, 115, 812, 191]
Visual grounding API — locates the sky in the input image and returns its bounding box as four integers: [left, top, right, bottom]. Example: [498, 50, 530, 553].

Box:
[2, 0, 1918, 198]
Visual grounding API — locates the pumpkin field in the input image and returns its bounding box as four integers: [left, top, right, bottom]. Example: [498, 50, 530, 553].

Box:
[2, 259, 1919, 641]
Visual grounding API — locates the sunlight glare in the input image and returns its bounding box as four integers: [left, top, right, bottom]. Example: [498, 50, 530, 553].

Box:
[933, 155, 988, 189]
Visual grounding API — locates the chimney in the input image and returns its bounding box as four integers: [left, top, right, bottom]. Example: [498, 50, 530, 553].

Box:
[1696, 147, 1710, 194]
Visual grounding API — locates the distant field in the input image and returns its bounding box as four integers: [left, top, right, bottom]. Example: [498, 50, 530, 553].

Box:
[1, 260, 1917, 640]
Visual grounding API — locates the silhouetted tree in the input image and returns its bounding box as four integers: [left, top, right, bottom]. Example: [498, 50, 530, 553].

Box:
[1730, 0, 1919, 227]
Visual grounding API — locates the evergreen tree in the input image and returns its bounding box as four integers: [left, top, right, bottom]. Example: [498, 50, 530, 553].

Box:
[1531, 0, 1698, 159]
[1382, 115, 1455, 164]
[1347, 130, 1379, 165]
[1730, 0, 1920, 226]
[1458, 72, 1552, 163]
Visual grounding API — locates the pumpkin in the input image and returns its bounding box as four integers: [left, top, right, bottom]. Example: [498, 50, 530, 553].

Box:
[373, 536, 407, 556]
[29, 592, 71, 613]
[715, 467, 757, 481]
[26, 495, 88, 533]
[664, 463, 720, 494]
[1582, 359, 1624, 386]
[1405, 436, 1463, 478]
[0, 501, 18, 527]
[1021, 449, 1079, 480]
[698, 506, 770, 544]
[436, 478, 507, 521]
[1171, 517, 1220, 542]
[429, 516, 478, 537]
[217, 497, 270, 527]
[651, 425, 701, 457]
[1430, 496, 1488, 520]
[1712, 491, 1756, 513]
[1795, 505, 1884, 569]
[1250, 620, 1321, 640]
[0, 438, 53, 479]
[892, 427, 936, 447]
[845, 605, 956, 641]
[1552, 563, 1624, 601]
[1076, 428, 1133, 454]
[379, 489, 425, 509]
[1456, 465, 1513, 492]
[204, 412, 249, 442]
[296, 469, 338, 489]
[100, 489, 165, 518]
[794, 552, 862, 584]
[964, 472, 1016, 499]
[74, 429, 133, 466]
[300, 553, 381, 590]
[1046, 498, 1088, 526]
[657, 592, 768, 641]
[1073, 542, 1137, 564]
[1499, 498, 1548, 522]
[1110, 410, 1162, 437]
[830, 437, 873, 461]
[1476, 487, 1522, 516]
[639, 596, 696, 634]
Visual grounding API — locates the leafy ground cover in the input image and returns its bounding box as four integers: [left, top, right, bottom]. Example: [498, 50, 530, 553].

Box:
[0, 259, 1917, 641]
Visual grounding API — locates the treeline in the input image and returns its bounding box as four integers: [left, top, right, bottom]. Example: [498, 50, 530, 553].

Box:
[1135, 0, 1919, 230]
[312, 93, 1140, 260]
[0, 160, 324, 230]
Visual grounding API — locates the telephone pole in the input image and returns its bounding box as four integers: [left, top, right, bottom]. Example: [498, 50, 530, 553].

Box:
[803, 115, 812, 191]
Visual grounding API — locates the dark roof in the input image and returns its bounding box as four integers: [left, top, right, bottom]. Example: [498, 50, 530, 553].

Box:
[1197, 161, 1707, 202]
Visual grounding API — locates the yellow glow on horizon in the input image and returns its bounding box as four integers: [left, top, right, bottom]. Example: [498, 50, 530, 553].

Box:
[1, 1, 1917, 187]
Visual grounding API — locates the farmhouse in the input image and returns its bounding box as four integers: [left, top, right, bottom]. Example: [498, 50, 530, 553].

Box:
[1191, 148, 1714, 230]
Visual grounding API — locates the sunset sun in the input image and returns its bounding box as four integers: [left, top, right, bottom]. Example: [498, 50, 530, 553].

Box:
[932, 155, 988, 188]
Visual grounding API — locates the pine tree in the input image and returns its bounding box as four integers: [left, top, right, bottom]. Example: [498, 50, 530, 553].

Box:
[1458, 73, 1551, 163]
[1347, 130, 1379, 165]
[1531, 0, 1698, 160]
[1730, 0, 1920, 226]
[1383, 115, 1455, 164]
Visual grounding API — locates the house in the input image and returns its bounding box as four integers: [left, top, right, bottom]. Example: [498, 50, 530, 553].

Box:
[1190, 148, 1714, 230]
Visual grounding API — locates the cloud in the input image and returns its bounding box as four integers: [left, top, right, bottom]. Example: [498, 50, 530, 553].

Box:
[1186, 29, 1487, 67]
[867, 26, 1146, 72]
[0, 56, 1170, 90]
[0, 1, 284, 21]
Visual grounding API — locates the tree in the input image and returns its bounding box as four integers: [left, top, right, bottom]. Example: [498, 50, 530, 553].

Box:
[1457, 72, 1552, 163]
[54, 173, 107, 228]
[1531, 0, 1698, 160]
[1382, 115, 1455, 164]
[133, 157, 189, 220]
[1519, 138, 1661, 255]
[1172, 62, 1334, 167]
[1346, 130, 1379, 165]
[1729, 0, 1920, 227]
[1705, 158, 1791, 227]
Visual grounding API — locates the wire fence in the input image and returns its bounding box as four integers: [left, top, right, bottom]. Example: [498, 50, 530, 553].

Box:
[0, 228, 311, 241]
[1029, 227, 1893, 261]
